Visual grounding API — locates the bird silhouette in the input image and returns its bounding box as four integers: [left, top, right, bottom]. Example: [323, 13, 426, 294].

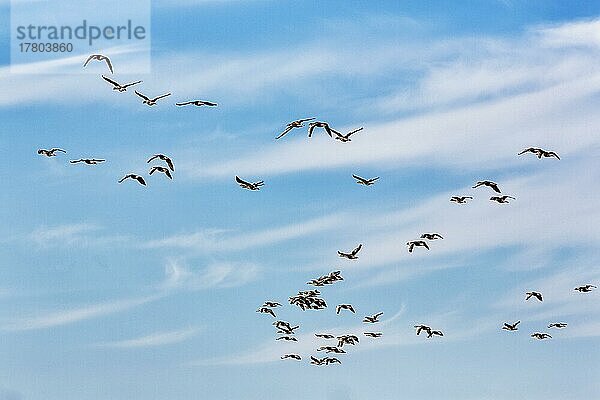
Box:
[336, 304, 356, 314]
[531, 332, 552, 340]
[256, 307, 276, 318]
[275, 117, 315, 140]
[450, 196, 473, 204]
[547, 322, 567, 329]
[135, 90, 172, 106]
[407, 240, 429, 253]
[502, 321, 520, 331]
[70, 158, 105, 165]
[420, 233, 443, 240]
[118, 174, 146, 186]
[338, 244, 362, 259]
[364, 332, 383, 338]
[176, 100, 218, 107]
[149, 165, 173, 179]
[353, 174, 379, 186]
[147, 154, 174, 171]
[472, 180, 501, 193]
[235, 175, 264, 191]
[83, 54, 113, 73]
[281, 354, 301, 360]
[101, 75, 141, 92]
[525, 291, 543, 302]
[38, 148, 66, 157]
[574, 284, 596, 293]
[333, 127, 364, 142]
[307, 121, 336, 138]
[490, 195, 516, 204]
[518, 147, 560, 160]
[363, 312, 383, 323]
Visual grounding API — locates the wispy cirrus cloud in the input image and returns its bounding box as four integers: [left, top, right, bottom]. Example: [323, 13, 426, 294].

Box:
[95, 327, 201, 348]
[163, 259, 259, 290]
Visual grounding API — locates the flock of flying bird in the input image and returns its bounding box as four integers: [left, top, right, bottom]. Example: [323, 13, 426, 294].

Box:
[39, 54, 597, 366]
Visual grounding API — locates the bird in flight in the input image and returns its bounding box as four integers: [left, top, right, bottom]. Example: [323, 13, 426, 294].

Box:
[175, 100, 218, 107]
[149, 166, 173, 180]
[531, 332, 552, 340]
[472, 180, 501, 193]
[414, 325, 431, 336]
[518, 147, 560, 160]
[352, 174, 379, 186]
[337, 335, 359, 347]
[262, 301, 282, 308]
[147, 154, 174, 171]
[101, 75, 141, 92]
[336, 304, 356, 314]
[338, 244, 362, 260]
[490, 195, 516, 204]
[276, 336, 298, 342]
[310, 356, 327, 366]
[281, 354, 301, 360]
[275, 117, 315, 140]
[317, 346, 346, 354]
[235, 175, 264, 191]
[427, 330, 444, 338]
[324, 357, 342, 365]
[307, 121, 337, 138]
[420, 233, 443, 240]
[450, 196, 473, 204]
[135, 90, 172, 106]
[364, 332, 382, 338]
[333, 127, 364, 143]
[83, 54, 113, 73]
[256, 307, 276, 318]
[38, 148, 66, 157]
[502, 321, 520, 331]
[574, 284, 596, 293]
[525, 291, 543, 302]
[407, 240, 429, 253]
[70, 158, 105, 165]
[363, 312, 384, 323]
[315, 333, 335, 339]
[547, 322, 567, 329]
[118, 174, 146, 186]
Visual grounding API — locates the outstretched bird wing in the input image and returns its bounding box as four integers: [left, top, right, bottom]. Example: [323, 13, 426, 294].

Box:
[135, 90, 150, 101]
[122, 80, 142, 89]
[102, 75, 120, 87]
[352, 174, 368, 184]
[235, 175, 251, 186]
[175, 101, 194, 106]
[275, 125, 294, 140]
[152, 93, 172, 101]
[351, 244, 362, 256]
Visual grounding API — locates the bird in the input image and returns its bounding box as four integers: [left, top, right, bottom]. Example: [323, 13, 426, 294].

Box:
[574, 284, 597, 293]
[83, 54, 113, 73]
[149, 166, 173, 179]
[175, 100, 218, 107]
[70, 158, 105, 165]
[490, 195, 516, 204]
[414, 325, 431, 336]
[363, 312, 384, 323]
[472, 180, 501, 193]
[336, 304, 356, 314]
[310, 356, 326, 366]
[262, 301, 282, 308]
[257, 307, 276, 317]
[147, 154, 174, 171]
[337, 335, 359, 347]
[118, 174, 146, 186]
[276, 325, 300, 335]
[531, 332, 552, 340]
[276, 336, 298, 342]
[307, 121, 337, 138]
[364, 332, 382, 338]
[420, 233, 443, 240]
[525, 291, 543, 302]
[235, 175, 264, 191]
[38, 148, 66, 157]
[427, 330, 444, 338]
[324, 357, 342, 365]
[281, 354, 301, 360]
[333, 127, 364, 142]
[502, 321, 520, 331]
[450, 196, 473, 204]
[134, 90, 172, 106]
[101, 75, 142, 92]
[407, 240, 429, 253]
[548, 323, 567, 329]
[352, 174, 379, 186]
[315, 333, 335, 339]
[317, 346, 346, 354]
[338, 244, 362, 260]
[518, 147, 560, 160]
[275, 117, 315, 140]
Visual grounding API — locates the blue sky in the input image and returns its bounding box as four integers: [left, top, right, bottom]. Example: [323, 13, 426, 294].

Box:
[1, 1, 600, 399]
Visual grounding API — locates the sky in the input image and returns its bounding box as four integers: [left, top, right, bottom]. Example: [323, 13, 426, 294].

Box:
[1, 1, 600, 399]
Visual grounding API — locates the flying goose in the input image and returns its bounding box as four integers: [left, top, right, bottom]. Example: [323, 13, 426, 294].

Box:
[70, 158, 105, 165]
[420, 233, 443, 240]
[531, 332, 552, 340]
[149, 165, 173, 179]
[262, 301, 282, 308]
[363, 312, 383, 323]
[525, 291, 543, 302]
[407, 240, 429, 253]
[352, 174, 379, 186]
[275, 117, 315, 140]
[338, 244, 362, 260]
[518, 147, 560, 160]
[450, 196, 473, 204]
[307, 121, 336, 138]
[175, 100, 218, 107]
[333, 127, 364, 142]
[256, 307, 276, 318]
[315, 333, 335, 339]
[310, 356, 326, 365]
[147, 154, 174, 171]
[336, 304, 356, 314]
[472, 180, 501, 193]
[101, 75, 141, 92]
[574, 284, 596, 293]
[427, 330, 444, 338]
[38, 148, 66, 157]
[276, 336, 298, 342]
[337, 335, 359, 347]
[364, 332, 382, 338]
[414, 324, 431, 336]
[324, 357, 341, 365]
[502, 321, 520, 331]
[135, 90, 172, 106]
[235, 175, 264, 191]
[118, 174, 146, 186]
[547, 322, 567, 329]
[281, 354, 301, 360]
[276, 325, 300, 335]
[490, 195, 516, 204]
[317, 346, 346, 354]
[83, 54, 113, 73]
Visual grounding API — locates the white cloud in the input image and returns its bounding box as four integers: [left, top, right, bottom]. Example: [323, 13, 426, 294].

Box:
[96, 327, 201, 348]
[163, 259, 259, 290]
